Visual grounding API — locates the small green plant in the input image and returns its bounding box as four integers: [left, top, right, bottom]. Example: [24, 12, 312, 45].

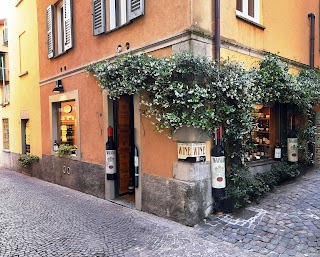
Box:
[56, 144, 75, 157]
[17, 154, 40, 167]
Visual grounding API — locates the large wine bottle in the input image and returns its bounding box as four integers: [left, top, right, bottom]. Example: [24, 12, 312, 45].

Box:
[211, 126, 226, 212]
[106, 126, 116, 180]
[287, 116, 298, 164]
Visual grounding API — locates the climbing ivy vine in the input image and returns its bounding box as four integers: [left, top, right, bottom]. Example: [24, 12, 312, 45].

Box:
[87, 52, 320, 167]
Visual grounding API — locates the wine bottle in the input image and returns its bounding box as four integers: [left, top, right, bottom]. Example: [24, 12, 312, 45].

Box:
[274, 140, 281, 161]
[287, 116, 298, 164]
[265, 120, 269, 132]
[106, 126, 117, 180]
[211, 126, 226, 212]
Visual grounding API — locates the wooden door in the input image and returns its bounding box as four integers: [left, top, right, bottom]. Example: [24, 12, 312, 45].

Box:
[116, 95, 134, 195]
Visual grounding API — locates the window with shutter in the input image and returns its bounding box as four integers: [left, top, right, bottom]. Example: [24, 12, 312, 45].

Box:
[93, 0, 106, 35]
[46, 5, 55, 59]
[64, 0, 73, 51]
[128, 0, 144, 21]
[46, 0, 73, 58]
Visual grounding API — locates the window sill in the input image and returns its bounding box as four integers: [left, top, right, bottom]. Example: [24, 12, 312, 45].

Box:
[18, 71, 28, 77]
[236, 14, 265, 30]
[53, 51, 68, 59]
[247, 159, 277, 167]
[2, 149, 10, 153]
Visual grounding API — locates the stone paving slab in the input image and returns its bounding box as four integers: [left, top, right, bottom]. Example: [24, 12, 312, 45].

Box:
[0, 168, 260, 257]
[198, 169, 320, 257]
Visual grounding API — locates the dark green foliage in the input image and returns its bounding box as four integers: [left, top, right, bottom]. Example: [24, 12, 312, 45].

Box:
[226, 162, 300, 209]
[17, 154, 40, 167]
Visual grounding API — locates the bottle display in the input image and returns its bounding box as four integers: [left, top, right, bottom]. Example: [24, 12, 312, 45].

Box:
[106, 126, 117, 180]
[249, 107, 272, 161]
[287, 115, 298, 164]
[211, 126, 226, 189]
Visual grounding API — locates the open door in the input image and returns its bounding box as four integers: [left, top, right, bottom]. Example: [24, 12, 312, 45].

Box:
[114, 95, 135, 199]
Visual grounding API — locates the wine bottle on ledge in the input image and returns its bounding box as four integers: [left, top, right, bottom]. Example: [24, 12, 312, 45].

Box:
[287, 115, 298, 164]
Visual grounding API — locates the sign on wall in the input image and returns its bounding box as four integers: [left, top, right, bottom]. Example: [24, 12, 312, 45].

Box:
[177, 143, 206, 162]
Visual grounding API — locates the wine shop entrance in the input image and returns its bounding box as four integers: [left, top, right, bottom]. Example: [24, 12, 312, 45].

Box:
[114, 95, 135, 204]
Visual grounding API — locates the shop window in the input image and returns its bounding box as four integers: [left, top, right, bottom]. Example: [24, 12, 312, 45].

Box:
[246, 105, 276, 162]
[92, 0, 144, 36]
[53, 100, 77, 154]
[50, 90, 80, 158]
[46, 0, 73, 58]
[236, 0, 260, 24]
[2, 118, 9, 150]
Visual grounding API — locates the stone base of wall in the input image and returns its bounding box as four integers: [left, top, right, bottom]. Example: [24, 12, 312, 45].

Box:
[142, 162, 213, 226]
[1, 152, 105, 199]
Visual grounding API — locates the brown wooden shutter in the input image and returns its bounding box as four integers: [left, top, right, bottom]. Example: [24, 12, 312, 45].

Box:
[128, 0, 144, 21]
[46, 5, 55, 59]
[64, 0, 73, 51]
[93, 0, 106, 36]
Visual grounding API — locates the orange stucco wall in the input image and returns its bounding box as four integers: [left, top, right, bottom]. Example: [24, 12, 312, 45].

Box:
[40, 73, 104, 164]
[140, 116, 177, 178]
[36, 0, 191, 80]
[220, 0, 320, 66]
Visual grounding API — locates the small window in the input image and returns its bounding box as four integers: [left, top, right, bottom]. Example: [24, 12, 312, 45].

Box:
[236, 0, 260, 24]
[3, 118, 9, 150]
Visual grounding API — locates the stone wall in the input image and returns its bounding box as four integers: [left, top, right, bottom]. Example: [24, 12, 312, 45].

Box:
[2, 152, 105, 199]
[142, 161, 213, 226]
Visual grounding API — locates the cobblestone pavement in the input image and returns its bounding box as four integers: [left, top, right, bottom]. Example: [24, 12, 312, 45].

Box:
[0, 168, 261, 257]
[198, 168, 320, 257]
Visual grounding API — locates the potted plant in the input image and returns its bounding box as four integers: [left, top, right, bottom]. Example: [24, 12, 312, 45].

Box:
[17, 154, 39, 167]
[56, 144, 76, 157]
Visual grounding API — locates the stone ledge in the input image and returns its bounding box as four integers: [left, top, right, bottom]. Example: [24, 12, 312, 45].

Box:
[173, 161, 211, 182]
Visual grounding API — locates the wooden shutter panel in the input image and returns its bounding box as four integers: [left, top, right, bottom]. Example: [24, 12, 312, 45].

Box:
[46, 5, 55, 59]
[128, 0, 144, 21]
[64, 0, 73, 51]
[93, 0, 106, 35]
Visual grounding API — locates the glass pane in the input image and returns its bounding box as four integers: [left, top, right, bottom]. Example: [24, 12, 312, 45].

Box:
[236, 0, 243, 12]
[59, 100, 77, 155]
[248, 0, 255, 17]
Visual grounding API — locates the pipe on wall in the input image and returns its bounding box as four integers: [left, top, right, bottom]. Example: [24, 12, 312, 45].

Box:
[308, 13, 315, 69]
[214, 0, 220, 62]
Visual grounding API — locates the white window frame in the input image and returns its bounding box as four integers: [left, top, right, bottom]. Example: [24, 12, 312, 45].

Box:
[236, 0, 260, 24]
[110, 0, 128, 30]
[56, 1, 65, 54]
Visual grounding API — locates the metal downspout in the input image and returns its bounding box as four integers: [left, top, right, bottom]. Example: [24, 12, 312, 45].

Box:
[308, 13, 315, 69]
[214, 0, 220, 62]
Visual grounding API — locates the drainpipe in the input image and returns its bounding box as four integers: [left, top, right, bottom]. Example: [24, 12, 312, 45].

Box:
[214, 0, 220, 62]
[308, 13, 316, 164]
[308, 13, 315, 69]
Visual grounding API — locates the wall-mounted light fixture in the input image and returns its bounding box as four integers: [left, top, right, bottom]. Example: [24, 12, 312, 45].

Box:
[116, 45, 122, 53]
[125, 42, 130, 50]
[53, 80, 64, 93]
